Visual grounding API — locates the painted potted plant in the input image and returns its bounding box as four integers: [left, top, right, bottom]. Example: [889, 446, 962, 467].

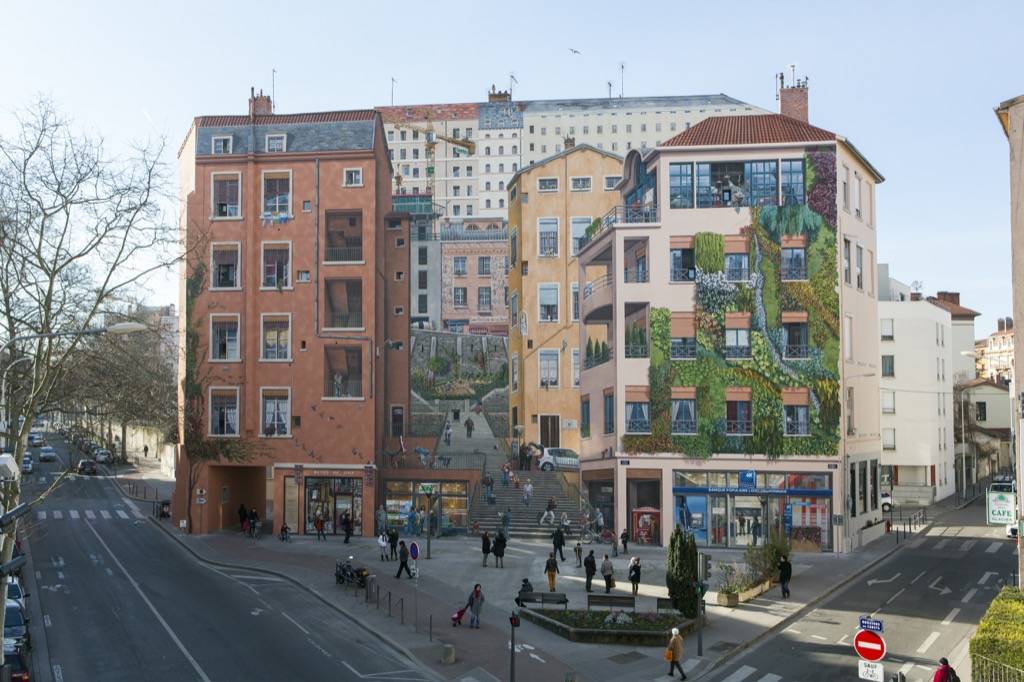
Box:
[715, 562, 742, 607]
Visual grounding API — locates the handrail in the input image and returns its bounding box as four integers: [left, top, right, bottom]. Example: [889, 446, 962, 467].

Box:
[583, 274, 614, 300]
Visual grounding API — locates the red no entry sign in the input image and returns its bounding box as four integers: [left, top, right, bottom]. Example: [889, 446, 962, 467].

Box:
[853, 629, 886, 662]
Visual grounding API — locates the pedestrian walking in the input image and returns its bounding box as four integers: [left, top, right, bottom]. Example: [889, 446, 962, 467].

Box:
[540, 497, 557, 525]
[544, 552, 560, 592]
[600, 554, 614, 593]
[501, 507, 512, 538]
[467, 584, 485, 628]
[395, 540, 413, 579]
[464, 416, 474, 438]
[931, 657, 958, 682]
[406, 507, 416, 535]
[314, 514, 327, 542]
[247, 508, 260, 539]
[375, 505, 387, 535]
[778, 555, 792, 599]
[481, 531, 492, 567]
[378, 533, 389, 561]
[237, 504, 247, 533]
[388, 528, 399, 560]
[620, 529, 629, 554]
[584, 550, 597, 592]
[574, 542, 583, 568]
[342, 512, 353, 543]
[594, 508, 605, 533]
[522, 480, 534, 506]
[559, 511, 570, 534]
[493, 531, 506, 568]
[628, 557, 642, 596]
[518, 442, 528, 470]
[551, 526, 566, 561]
[143, 444, 149, 459]
[666, 627, 686, 678]
[444, 420, 453, 446]
[501, 462, 510, 486]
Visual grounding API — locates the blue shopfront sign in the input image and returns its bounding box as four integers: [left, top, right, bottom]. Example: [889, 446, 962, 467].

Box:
[739, 470, 757, 487]
[673, 486, 831, 497]
[783, 503, 793, 535]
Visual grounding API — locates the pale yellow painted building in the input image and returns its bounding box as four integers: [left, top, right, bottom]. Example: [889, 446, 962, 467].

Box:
[507, 144, 622, 453]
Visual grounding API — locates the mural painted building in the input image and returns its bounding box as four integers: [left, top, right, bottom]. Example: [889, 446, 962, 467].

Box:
[576, 81, 884, 552]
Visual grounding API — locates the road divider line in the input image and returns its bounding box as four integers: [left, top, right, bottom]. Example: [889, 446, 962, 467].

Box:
[962, 588, 977, 604]
[720, 666, 757, 682]
[911, 570, 927, 584]
[917, 631, 941, 654]
[53, 664, 63, 682]
[757, 675, 782, 682]
[43, 614, 51, 627]
[979, 572, 998, 585]
[282, 611, 310, 635]
[899, 662, 914, 677]
[84, 521, 212, 682]
[986, 542, 1002, 554]
[941, 608, 960, 625]
[886, 587, 906, 604]
[785, 628, 802, 634]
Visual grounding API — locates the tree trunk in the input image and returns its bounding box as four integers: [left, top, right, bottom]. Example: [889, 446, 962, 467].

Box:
[120, 421, 128, 463]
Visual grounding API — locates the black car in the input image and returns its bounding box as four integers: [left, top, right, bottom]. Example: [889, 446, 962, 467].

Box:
[77, 459, 97, 475]
[4, 600, 30, 650]
[3, 640, 28, 682]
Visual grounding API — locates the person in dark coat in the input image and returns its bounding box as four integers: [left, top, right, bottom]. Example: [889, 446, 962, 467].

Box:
[395, 541, 413, 578]
[778, 555, 792, 599]
[515, 578, 534, 607]
[464, 417, 474, 438]
[388, 528, 399, 560]
[342, 512, 353, 543]
[574, 541, 583, 567]
[552, 527, 566, 561]
[628, 557, 642, 596]
[583, 550, 597, 592]
[481, 531, 492, 567]
[237, 504, 247, 532]
[493, 531, 507, 568]
[620, 529, 629, 554]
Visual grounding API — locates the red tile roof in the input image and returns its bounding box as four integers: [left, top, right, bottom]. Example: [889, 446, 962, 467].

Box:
[196, 110, 377, 127]
[377, 103, 480, 123]
[927, 297, 981, 320]
[960, 378, 1009, 391]
[662, 114, 836, 147]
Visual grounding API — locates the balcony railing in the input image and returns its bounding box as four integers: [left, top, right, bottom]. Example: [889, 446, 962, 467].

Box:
[726, 419, 753, 435]
[325, 311, 363, 328]
[583, 274, 614, 300]
[624, 344, 649, 359]
[670, 339, 698, 360]
[781, 263, 808, 280]
[671, 420, 697, 435]
[784, 344, 810, 359]
[325, 245, 363, 262]
[626, 418, 651, 433]
[623, 268, 649, 283]
[603, 203, 659, 227]
[324, 378, 362, 399]
[785, 421, 810, 436]
[725, 266, 750, 282]
[670, 267, 696, 282]
[438, 226, 509, 242]
[584, 348, 613, 369]
[725, 345, 752, 359]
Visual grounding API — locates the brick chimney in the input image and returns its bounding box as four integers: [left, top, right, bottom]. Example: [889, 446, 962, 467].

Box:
[911, 292, 922, 301]
[936, 291, 961, 305]
[564, 136, 576, 150]
[778, 73, 809, 122]
[1007, 316, 1014, 330]
[249, 87, 273, 117]
[487, 85, 511, 103]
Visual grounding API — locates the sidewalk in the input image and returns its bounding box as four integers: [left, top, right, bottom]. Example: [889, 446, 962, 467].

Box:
[107, 454, 175, 504]
[154, 502, 950, 682]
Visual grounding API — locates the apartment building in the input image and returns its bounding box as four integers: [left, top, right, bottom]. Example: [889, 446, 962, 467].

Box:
[439, 219, 510, 334]
[877, 274, 957, 504]
[976, 317, 1015, 384]
[175, 90, 409, 537]
[507, 143, 623, 454]
[576, 81, 884, 552]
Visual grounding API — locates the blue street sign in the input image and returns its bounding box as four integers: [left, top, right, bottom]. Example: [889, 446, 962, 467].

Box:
[859, 616, 883, 632]
[409, 542, 419, 560]
[739, 470, 757, 487]
[783, 504, 793, 536]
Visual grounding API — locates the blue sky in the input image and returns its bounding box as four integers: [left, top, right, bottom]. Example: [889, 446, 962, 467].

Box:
[2, 0, 1020, 337]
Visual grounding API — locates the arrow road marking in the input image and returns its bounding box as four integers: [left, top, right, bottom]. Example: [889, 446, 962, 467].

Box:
[917, 631, 941, 654]
[979, 572, 999, 585]
[928, 577, 952, 596]
[867, 572, 902, 586]
[941, 608, 960, 625]
[986, 542, 1002, 554]
[961, 588, 977, 604]
[528, 653, 546, 663]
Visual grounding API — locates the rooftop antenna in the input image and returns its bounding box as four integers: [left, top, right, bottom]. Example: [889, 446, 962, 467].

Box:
[607, 80, 613, 99]
[272, 68, 277, 112]
[391, 77, 397, 106]
[510, 72, 518, 96]
[776, 72, 784, 100]
[911, 280, 924, 293]
[790, 64, 797, 88]
[619, 62, 625, 98]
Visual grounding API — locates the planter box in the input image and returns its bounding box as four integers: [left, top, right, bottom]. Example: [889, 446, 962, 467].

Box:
[519, 608, 696, 647]
[716, 591, 740, 607]
[738, 580, 771, 602]
[791, 539, 821, 553]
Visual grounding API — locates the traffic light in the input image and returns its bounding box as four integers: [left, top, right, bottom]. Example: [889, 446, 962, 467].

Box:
[699, 552, 712, 582]
[510, 612, 521, 628]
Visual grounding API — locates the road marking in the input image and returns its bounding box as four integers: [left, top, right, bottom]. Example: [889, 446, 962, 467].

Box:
[227, 574, 283, 582]
[986, 542, 1002, 554]
[911, 570, 927, 584]
[37, 511, 46, 521]
[942, 608, 960, 625]
[785, 628, 802, 634]
[867, 572, 901, 586]
[810, 634, 828, 641]
[886, 587, 906, 604]
[757, 675, 781, 682]
[105, 568, 113, 577]
[917, 631, 941, 654]
[43, 614, 51, 627]
[52, 511, 62, 520]
[69, 510, 79, 519]
[53, 664, 63, 682]
[84, 521, 212, 682]
[935, 539, 950, 550]
[928, 577, 952, 596]
[838, 634, 849, 645]
[720, 665, 757, 682]
[899, 662, 914, 677]
[116, 510, 129, 519]
[962, 588, 978, 604]
[85, 510, 96, 520]
[282, 611, 310, 635]
[100, 510, 111, 520]
[979, 572, 999, 585]
[132, 509, 145, 519]
[34, 571, 40, 580]
[960, 540, 975, 552]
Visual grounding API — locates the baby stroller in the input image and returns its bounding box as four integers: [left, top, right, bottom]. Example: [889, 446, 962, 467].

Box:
[451, 605, 468, 626]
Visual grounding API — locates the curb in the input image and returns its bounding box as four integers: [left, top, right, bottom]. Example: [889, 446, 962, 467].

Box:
[103, 465, 170, 504]
[692, 511, 946, 681]
[148, 518, 442, 681]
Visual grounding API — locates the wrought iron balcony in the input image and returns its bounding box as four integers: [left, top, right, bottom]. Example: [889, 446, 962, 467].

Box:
[784, 344, 810, 359]
[670, 339, 698, 360]
[584, 348, 613, 369]
[725, 266, 750, 282]
[785, 420, 810, 436]
[324, 377, 362, 399]
[604, 203, 659, 227]
[325, 245, 363, 262]
[671, 420, 697, 435]
[670, 267, 696, 282]
[325, 311, 363, 329]
[623, 268, 649, 283]
[624, 344, 649, 359]
[725, 345, 752, 359]
[726, 419, 753, 435]
[781, 263, 808, 280]
[626, 418, 651, 433]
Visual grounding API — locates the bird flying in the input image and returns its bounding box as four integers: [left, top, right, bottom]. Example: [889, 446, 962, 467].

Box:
[569, 48, 581, 55]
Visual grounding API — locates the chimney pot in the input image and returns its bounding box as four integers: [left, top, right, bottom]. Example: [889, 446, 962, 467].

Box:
[564, 136, 575, 149]
[779, 81, 809, 122]
[936, 291, 961, 305]
[248, 87, 273, 117]
[1007, 316, 1014, 330]
[911, 292, 922, 301]
[998, 318, 1006, 332]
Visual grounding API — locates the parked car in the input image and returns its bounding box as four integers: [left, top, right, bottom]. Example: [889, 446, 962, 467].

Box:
[538, 447, 580, 471]
[6, 578, 27, 612]
[990, 482, 1016, 495]
[93, 449, 113, 464]
[880, 490, 893, 513]
[19, 457, 31, 475]
[26, 434, 43, 448]
[77, 460, 97, 476]
[4, 600, 29, 651]
[3, 638, 29, 682]
[37, 447, 56, 463]
[1007, 523, 1019, 540]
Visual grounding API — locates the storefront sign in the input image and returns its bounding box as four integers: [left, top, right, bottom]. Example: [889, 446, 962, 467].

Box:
[418, 483, 436, 496]
[739, 470, 757, 487]
[363, 465, 375, 487]
[679, 486, 828, 497]
[783, 503, 793, 536]
[987, 491, 1015, 525]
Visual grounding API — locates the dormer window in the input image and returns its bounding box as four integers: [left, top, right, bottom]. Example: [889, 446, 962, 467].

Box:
[266, 134, 286, 153]
[212, 136, 232, 155]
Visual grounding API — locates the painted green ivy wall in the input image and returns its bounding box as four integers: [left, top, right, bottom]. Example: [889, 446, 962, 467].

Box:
[622, 152, 840, 459]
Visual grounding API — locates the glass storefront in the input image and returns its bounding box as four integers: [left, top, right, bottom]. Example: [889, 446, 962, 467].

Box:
[673, 469, 833, 552]
[304, 477, 362, 536]
[384, 480, 469, 534]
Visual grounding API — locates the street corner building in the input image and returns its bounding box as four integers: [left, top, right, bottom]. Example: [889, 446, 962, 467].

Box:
[174, 89, 410, 537]
[573, 78, 886, 552]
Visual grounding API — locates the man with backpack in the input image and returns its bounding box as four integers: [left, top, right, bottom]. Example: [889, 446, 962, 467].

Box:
[932, 657, 959, 682]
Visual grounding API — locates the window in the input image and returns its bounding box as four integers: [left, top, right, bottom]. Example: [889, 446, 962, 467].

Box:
[880, 318, 894, 341]
[261, 388, 290, 437]
[726, 400, 752, 434]
[453, 127, 461, 138]
[538, 177, 558, 192]
[210, 388, 239, 436]
[510, 292, 519, 322]
[261, 315, 291, 361]
[856, 245, 864, 290]
[855, 173, 863, 218]
[882, 391, 895, 414]
[499, 199, 504, 208]
[604, 175, 622, 190]
[266, 134, 286, 153]
[511, 353, 519, 390]
[603, 393, 615, 434]
[571, 283, 579, 321]
[400, 131, 407, 141]
[418, 247, 428, 266]
[324, 346, 363, 398]
[387, 130, 394, 141]
[870, 460, 879, 511]
[211, 136, 232, 155]
[452, 205, 460, 217]
[478, 287, 492, 312]
[418, 294, 428, 313]
[780, 159, 805, 205]
[538, 284, 559, 322]
[465, 128, 473, 139]
[976, 401, 987, 422]
[671, 337, 697, 360]
[882, 355, 894, 377]
[725, 328, 751, 358]
[453, 287, 467, 307]
[539, 349, 559, 387]
[344, 168, 363, 187]
[882, 428, 896, 450]
[262, 171, 291, 216]
[570, 217, 591, 256]
[453, 186, 461, 197]
[538, 218, 558, 256]
[324, 210, 363, 262]
[570, 176, 592, 192]
[781, 247, 806, 280]
[843, 315, 853, 361]
[453, 256, 467, 276]
[390, 406, 405, 437]
[581, 398, 590, 437]
[212, 173, 241, 218]
[210, 316, 239, 361]
[626, 401, 650, 433]
[412, 149, 419, 160]
[842, 165, 850, 210]
[725, 253, 749, 281]
[611, 125, 618, 133]
[478, 256, 491, 275]
[671, 399, 696, 434]
[324, 278, 362, 328]
[842, 238, 852, 284]
[784, 322, 809, 358]
[785, 405, 809, 435]
[669, 163, 694, 208]
[212, 244, 240, 289]
[262, 243, 291, 288]
[670, 248, 695, 282]
[485, 199, 492, 209]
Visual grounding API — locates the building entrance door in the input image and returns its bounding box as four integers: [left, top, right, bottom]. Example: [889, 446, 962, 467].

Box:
[540, 415, 560, 448]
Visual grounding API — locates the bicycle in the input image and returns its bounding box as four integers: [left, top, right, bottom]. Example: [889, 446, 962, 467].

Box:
[582, 526, 615, 545]
[249, 520, 262, 541]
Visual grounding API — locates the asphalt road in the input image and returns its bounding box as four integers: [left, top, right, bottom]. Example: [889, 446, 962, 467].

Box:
[21, 435, 433, 682]
[705, 499, 1018, 682]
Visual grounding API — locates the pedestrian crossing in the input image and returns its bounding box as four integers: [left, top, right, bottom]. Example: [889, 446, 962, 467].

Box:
[712, 665, 933, 682]
[36, 508, 145, 521]
[914, 534, 1013, 554]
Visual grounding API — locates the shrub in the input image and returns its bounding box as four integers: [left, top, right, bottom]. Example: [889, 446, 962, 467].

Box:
[666, 528, 698, 617]
[971, 587, 1024, 671]
[743, 530, 792, 584]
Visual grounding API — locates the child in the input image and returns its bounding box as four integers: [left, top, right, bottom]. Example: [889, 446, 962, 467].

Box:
[378, 532, 389, 561]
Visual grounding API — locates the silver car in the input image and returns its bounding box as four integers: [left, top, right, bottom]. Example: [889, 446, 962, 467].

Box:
[538, 447, 580, 471]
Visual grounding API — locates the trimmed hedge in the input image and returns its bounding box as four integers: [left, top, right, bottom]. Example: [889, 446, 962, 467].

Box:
[971, 587, 1024, 673]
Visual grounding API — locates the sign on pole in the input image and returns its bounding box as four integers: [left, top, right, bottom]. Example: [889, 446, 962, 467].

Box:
[853, 630, 886, 662]
[858, 616, 884, 633]
[858, 660, 884, 682]
[987, 491, 1015, 525]
[409, 541, 419, 561]
[418, 483, 436, 496]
